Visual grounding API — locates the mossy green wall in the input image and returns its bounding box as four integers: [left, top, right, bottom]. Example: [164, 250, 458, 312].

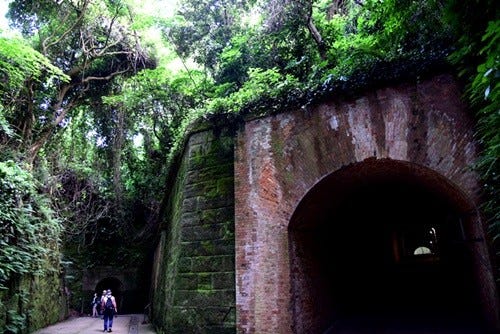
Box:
[0, 257, 67, 333]
[151, 129, 235, 334]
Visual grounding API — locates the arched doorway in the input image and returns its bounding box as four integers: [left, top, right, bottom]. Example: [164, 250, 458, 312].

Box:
[95, 277, 123, 311]
[289, 159, 492, 333]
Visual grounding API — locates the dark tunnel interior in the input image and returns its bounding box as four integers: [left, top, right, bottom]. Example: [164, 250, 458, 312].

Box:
[96, 277, 123, 309]
[289, 160, 486, 333]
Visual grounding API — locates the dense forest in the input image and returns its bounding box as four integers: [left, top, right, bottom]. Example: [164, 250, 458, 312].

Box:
[0, 0, 498, 332]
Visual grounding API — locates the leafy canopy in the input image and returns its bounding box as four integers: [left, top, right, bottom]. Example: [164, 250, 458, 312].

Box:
[0, 0, 498, 307]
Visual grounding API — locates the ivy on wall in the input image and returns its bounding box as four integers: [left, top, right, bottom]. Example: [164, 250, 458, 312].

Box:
[0, 160, 63, 332]
[445, 0, 499, 273]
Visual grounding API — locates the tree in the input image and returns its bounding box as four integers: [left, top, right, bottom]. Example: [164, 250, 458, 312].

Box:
[167, 0, 255, 76]
[0, 0, 498, 315]
[7, 0, 154, 161]
[0, 36, 69, 156]
[263, 0, 327, 59]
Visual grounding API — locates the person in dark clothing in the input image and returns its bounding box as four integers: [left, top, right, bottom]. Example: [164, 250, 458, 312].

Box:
[91, 293, 99, 317]
[101, 289, 117, 332]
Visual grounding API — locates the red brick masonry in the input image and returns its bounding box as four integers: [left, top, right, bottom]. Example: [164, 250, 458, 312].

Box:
[234, 75, 499, 333]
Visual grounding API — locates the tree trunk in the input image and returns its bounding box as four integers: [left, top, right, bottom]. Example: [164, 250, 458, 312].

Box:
[305, 2, 327, 60]
[307, 18, 327, 60]
[112, 106, 125, 215]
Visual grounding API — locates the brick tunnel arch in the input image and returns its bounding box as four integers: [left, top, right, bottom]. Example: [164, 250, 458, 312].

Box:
[289, 158, 493, 333]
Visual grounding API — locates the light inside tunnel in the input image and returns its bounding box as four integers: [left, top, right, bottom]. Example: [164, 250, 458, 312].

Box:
[289, 159, 486, 333]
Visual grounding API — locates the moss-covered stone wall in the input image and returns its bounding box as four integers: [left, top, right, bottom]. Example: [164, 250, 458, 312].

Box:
[0, 258, 67, 333]
[151, 129, 235, 334]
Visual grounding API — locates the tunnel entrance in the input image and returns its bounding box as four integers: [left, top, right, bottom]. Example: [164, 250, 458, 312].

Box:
[95, 277, 123, 311]
[289, 159, 489, 333]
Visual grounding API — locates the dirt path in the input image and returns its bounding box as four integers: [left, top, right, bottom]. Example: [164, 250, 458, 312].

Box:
[33, 314, 156, 334]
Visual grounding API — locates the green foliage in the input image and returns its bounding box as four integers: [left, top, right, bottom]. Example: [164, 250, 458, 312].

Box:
[313, 0, 449, 78]
[0, 104, 14, 145]
[0, 0, 498, 325]
[0, 161, 62, 289]
[443, 0, 499, 280]
[208, 67, 300, 114]
[4, 0, 155, 163]
[6, 308, 27, 333]
[216, 32, 254, 85]
[472, 21, 499, 170]
[168, 0, 254, 73]
[102, 66, 203, 194]
[459, 22, 499, 242]
[0, 159, 64, 334]
[0, 37, 68, 92]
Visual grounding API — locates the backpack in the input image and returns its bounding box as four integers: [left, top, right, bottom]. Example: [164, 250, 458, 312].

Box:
[105, 297, 114, 310]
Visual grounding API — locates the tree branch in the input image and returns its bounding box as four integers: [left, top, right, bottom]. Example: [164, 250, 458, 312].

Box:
[305, 1, 326, 60]
[42, 0, 90, 55]
[80, 66, 131, 83]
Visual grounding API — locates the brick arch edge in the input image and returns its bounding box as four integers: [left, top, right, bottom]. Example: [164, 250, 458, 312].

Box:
[288, 158, 497, 333]
[234, 74, 499, 333]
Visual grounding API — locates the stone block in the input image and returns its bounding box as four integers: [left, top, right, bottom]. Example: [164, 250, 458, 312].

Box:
[167, 306, 235, 334]
[181, 240, 235, 257]
[184, 181, 218, 198]
[197, 195, 234, 210]
[181, 223, 228, 242]
[178, 257, 192, 273]
[186, 164, 234, 184]
[190, 255, 235, 273]
[180, 207, 234, 227]
[176, 273, 199, 290]
[196, 307, 236, 326]
[212, 272, 236, 290]
[189, 131, 214, 146]
[174, 289, 235, 308]
[182, 197, 199, 212]
[204, 326, 236, 334]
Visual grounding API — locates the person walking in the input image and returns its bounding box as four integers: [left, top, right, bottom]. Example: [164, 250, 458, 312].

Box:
[101, 289, 117, 332]
[100, 290, 107, 317]
[91, 293, 99, 317]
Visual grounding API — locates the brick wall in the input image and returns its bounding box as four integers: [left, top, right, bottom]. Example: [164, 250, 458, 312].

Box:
[234, 74, 499, 333]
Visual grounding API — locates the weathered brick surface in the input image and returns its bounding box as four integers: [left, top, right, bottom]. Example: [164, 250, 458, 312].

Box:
[151, 130, 236, 333]
[234, 74, 498, 333]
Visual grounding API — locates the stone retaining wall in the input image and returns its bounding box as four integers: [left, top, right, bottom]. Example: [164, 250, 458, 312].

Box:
[151, 130, 235, 333]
